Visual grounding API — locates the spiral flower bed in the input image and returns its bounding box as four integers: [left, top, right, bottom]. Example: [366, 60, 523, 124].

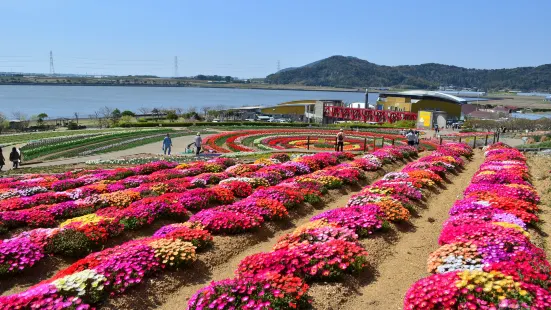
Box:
[202, 129, 432, 153]
[404, 143, 551, 310]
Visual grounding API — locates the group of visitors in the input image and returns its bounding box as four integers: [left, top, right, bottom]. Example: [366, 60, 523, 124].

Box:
[0, 147, 22, 171]
[405, 129, 421, 149]
[335, 128, 421, 152]
[444, 123, 460, 131]
[162, 132, 203, 156]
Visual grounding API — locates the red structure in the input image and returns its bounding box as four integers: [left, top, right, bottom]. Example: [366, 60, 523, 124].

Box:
[323, 106, 417, 123]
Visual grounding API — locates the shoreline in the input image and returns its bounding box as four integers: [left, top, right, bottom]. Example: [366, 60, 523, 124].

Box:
[0, 82, 363, 93]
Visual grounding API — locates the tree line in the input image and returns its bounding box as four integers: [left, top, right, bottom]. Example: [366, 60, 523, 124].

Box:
[265, 56, 551, 92]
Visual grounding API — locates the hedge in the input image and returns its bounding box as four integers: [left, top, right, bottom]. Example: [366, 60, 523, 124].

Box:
[119, 122, 322, 128]
[119, 121, 415, 129]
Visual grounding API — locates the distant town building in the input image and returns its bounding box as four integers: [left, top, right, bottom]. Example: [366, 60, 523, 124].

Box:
[8, 120, 23, 130]
[377, 90, 467, 119]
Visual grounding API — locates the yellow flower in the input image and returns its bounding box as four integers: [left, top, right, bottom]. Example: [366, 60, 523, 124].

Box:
[60, 213, 104, 227]
[492, 222, 530, 238]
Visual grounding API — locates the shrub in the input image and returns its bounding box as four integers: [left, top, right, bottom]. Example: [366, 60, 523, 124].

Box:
[45, 229, 95, 257]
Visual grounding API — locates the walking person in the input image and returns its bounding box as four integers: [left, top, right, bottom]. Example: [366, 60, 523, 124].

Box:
[194, 132, 202, 155]
[336, 129, 345, 152]
[162, 133, 172, 155]
[0, 147, 5, 171]
[406, 130, 416, 146]
[9, 147, 21, 169]
[414, 130, 420, 150]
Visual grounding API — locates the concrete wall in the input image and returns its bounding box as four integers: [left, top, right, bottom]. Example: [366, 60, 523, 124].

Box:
[315, 101, 326, 124]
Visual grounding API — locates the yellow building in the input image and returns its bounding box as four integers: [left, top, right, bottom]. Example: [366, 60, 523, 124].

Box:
[377, 90, 466, 119]
[260, 100, 316, 115]
[260, 100, 322, 122]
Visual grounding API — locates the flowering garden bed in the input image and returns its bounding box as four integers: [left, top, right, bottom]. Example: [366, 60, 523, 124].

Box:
[203, 129, 439, 153]
[404, 143, 551, 309]
[186, 143, 474, 309]
[0, 145, 421, 308]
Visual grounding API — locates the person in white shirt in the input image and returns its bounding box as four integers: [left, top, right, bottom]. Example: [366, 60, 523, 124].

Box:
[406, 130, 415, 146]
[194, 133, 202, 155]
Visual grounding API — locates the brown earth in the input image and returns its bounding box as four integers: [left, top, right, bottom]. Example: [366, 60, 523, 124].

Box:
[526, 155, 551, 258]
[97, 160, 413, 310]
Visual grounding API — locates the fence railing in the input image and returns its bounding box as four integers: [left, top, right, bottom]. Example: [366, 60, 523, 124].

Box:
[438, 133, 501, 148]
[303, 135, 397, 152]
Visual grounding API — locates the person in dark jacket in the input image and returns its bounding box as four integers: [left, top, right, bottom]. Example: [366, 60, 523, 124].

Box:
[9, 147, 21, 169]
[0, 147, 5, 171]
[162, 134, 172, 155]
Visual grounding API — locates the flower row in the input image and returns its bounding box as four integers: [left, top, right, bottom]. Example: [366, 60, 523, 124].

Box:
[0, 161, 180, 199]
[0, 158, 232, 204]
[0, 229, 202, 310]
[405, 142, 551, 309]
[0, 158, 237, 233]
[188, 143, 471, 309]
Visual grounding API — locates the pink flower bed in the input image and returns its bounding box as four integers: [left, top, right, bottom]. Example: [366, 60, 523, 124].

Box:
[404, 143, 551, 309]
[188, 143, 471, 309]
[1, 146, 418, 308]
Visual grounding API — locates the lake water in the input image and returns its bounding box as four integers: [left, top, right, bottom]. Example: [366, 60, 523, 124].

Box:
[511, 112, 551, 120]
[517, 92, 551, 97]
[0, 85, 376, 118]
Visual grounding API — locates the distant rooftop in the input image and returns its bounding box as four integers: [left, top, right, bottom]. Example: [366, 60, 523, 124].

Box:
[228, 106, 265, 110]
[380, 90, 469, 104]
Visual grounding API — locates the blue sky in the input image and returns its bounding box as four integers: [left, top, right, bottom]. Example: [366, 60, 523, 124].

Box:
[0, 0, 549, 77]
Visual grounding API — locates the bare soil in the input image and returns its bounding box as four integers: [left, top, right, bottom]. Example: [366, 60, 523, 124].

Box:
[526, 155, 551, 258]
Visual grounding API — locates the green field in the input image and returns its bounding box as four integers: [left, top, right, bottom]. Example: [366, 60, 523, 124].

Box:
[18, 129, 188, 161]
[0, 128, 132, 145]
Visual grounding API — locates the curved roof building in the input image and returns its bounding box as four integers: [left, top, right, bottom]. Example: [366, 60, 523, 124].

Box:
[379, 90, 468, 104]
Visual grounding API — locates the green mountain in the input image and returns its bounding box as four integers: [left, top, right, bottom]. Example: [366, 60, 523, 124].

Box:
[265, 56, 551, 91]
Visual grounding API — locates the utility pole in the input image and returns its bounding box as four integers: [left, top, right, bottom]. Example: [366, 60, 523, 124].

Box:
[174, 56, 179, 77]
[49, 51, 55, 75]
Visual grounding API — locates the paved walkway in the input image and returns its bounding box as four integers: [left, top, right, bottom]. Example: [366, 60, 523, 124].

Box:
[15, 134, 214, 169]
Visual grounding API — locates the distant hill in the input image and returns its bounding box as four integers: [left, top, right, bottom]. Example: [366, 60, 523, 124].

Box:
[265, 56, 551, 92]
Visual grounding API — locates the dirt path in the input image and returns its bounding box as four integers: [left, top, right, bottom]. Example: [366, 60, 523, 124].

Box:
[97, 159, 412, 310]
[312, 150, 485, 310]
[527, 154, 551, 258]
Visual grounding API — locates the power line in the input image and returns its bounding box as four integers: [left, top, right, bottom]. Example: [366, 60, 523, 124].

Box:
[174, 56, 178, 77]
[49, 51, 55, 75]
